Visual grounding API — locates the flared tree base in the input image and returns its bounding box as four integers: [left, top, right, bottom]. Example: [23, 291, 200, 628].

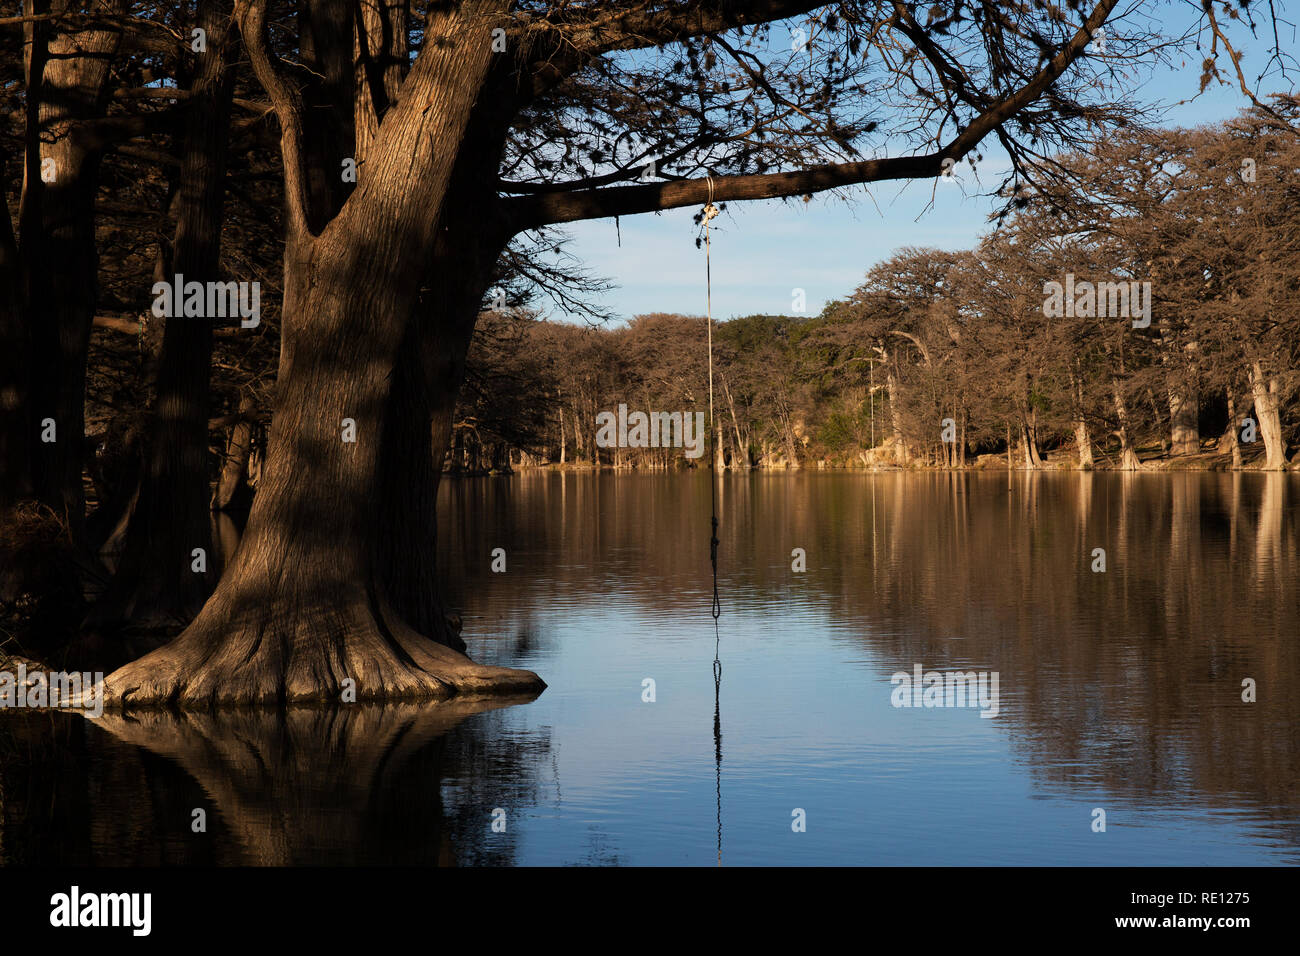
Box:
[97, 587, 544, 710]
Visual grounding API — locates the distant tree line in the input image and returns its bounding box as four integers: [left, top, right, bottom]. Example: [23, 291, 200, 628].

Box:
[461, 106, 1300, 472]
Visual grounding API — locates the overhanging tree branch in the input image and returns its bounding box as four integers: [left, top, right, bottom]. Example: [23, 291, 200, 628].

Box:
[507, 152, 937, 228]
[507, 0, 1120, 231]
[521, 0, 832, 97]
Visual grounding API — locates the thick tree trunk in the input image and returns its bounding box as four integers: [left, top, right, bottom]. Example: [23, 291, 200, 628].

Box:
[1073, 418, 1094, 469]
[1161, 327, 1200, 456]
[376, 324, 467, 653]
[101, 0, 540, 707]
[1071, 370, 1093, 469]
[1111, 378, 1142, 471]
[102, 235, 539, 706]
[886, 359, 907, 462]
[1249, 361, 1286, 470]
[1020, 410, 1043, 469]
[363, 85, 518, 656]
[379, 253, 498, 652]
[1168, 382, 1199, 456]
[1224, 394, 1243, 469]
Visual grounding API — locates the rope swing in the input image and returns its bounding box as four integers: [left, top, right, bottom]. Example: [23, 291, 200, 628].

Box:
[702, 175, 723, 865]
[703, 175, 721, 625]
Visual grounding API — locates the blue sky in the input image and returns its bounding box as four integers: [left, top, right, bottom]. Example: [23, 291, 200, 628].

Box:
[551, 9, 1296, 324]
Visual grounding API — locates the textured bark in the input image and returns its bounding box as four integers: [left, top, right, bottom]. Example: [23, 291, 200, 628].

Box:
[101, 0, 541, 707]
[354, 0, 510, 656]
[376, 297, 482, 653]
[353, 0, 407, 164]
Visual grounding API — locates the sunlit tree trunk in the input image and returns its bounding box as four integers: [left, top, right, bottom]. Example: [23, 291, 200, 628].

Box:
[1073, 418, 1094, 470]
[720, 372, 748, 470]
[1111, 378, 1141, 471]
[885, 355, 907, 462]
[1249, 361, 1286, 470]
[1071, 369, 1093, 469]
[1224, 395, 1243, 469]
[1020, 403, 1043, 469]
[1168, 382, 1199, 456]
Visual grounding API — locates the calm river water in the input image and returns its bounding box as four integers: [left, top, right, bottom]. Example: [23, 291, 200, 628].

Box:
[2, 472, 1297, 865]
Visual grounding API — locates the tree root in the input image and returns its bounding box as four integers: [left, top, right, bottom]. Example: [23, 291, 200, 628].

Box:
[96, 589, 544, 710]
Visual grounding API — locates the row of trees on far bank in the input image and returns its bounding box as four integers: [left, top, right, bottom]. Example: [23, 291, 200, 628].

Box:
[458, 107, 1300, 473]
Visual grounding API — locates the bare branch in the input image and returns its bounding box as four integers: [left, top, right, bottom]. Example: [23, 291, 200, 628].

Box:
[508, 0, 1122, 231]
[235, 0, 311, 238]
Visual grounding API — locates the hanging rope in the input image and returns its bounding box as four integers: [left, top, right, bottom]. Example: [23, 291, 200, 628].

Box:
[702, 175, 723, 865]
[704, 176, 721, 623]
